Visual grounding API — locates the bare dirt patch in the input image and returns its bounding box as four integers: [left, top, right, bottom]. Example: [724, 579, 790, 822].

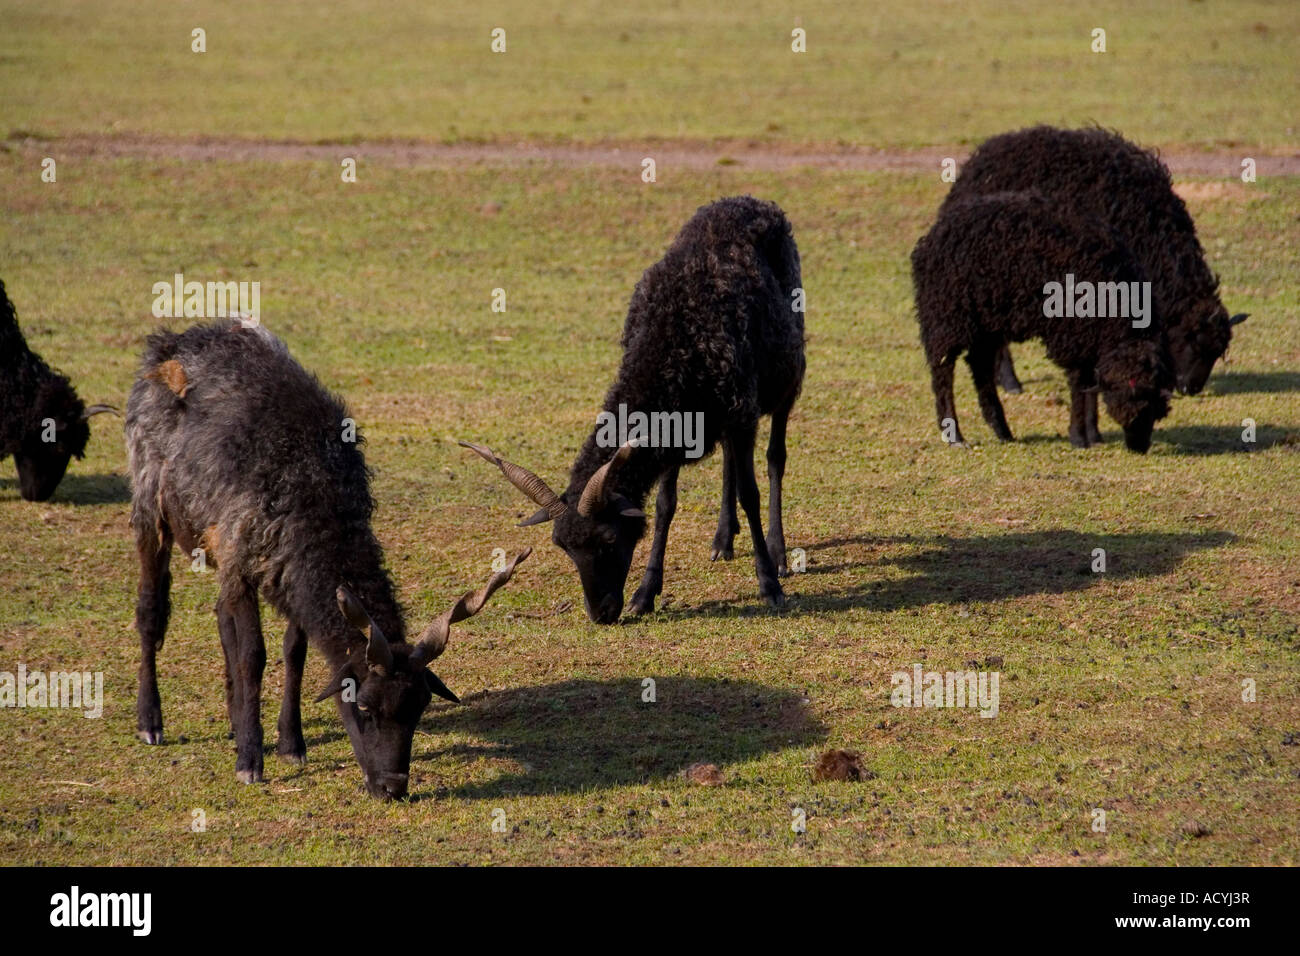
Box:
[9, 133, 1300, 177]
[1173, 181, 1263, 201]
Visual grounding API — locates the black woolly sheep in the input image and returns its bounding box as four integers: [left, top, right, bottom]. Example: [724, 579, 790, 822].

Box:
[911, 190, 1174, 453]
[125, 319, 527, 799]
[0, 279, 116, 500]
[943, 126, 1247, 397]
[462, 195, 806, 622]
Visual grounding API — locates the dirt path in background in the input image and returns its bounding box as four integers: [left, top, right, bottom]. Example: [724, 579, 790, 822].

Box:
[9, 133, 1300, 177]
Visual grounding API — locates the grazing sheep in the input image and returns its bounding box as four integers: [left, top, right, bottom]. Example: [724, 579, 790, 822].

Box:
[911, 191, 1174, 452]
[945, 126, 1247, 399]
[0, 279, 116, 500]
[463, 195, 805, 623]
[125, 319, 527, 799]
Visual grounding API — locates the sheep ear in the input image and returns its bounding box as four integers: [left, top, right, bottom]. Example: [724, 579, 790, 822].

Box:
[314, 663, 355, 703]
[425, 670, 460, 704]
[518, 506, 554, 527]
[614, 496, 645, 519]
[1229, 312, 1249, 326]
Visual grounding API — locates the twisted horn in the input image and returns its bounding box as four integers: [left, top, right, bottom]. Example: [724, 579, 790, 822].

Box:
[459, 440, 567, 519]
[411, 548, 531, 667]
[81, 404, 120, 421]
[577, 440, 637, 517]
[336, 585, 393, 675]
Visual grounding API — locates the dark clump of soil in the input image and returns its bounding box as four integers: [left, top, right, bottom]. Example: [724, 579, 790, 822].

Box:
[813, 749, 874, 782]
[682, 763, 726, 787]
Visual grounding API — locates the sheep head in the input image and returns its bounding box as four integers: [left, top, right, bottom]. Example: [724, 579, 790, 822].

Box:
[1166, 298, 1248, 396]
[1095, 339, 1175, 453]
[460, 439, 646, 625]
[314, 550, 529, 800]
[13, 378, 117, 501]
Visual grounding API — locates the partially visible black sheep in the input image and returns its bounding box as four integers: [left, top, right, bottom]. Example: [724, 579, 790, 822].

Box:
[945, 126, 1247, 396]
[0, 279, 115, 500]
[911, 191, 1174, 453]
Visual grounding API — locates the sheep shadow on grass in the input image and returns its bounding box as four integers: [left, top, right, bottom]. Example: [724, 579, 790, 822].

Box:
[967, 426, 1292, 455]
[1207, 371, 1300, 396]
[0, 472, 131, 505]
[1152, 424, 1294, 456]
[404, 677, 824, 800]
[665, 529, 1234, 619]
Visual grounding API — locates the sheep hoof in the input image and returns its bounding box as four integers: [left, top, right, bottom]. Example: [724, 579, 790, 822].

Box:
[626, 591, 656, 616]
[946, 440, 969, 450]
[276, 742, 307, 765]
[137, 729, 163, 745]
[710, 547, 734, 562]
[1069, 435, 1090, 449]
[762, 587, 786, 609]
[235, 769, 265, 785]
[1001, 385, 1023, 395]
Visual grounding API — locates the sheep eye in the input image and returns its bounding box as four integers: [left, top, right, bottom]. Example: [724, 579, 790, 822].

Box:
[356, 702, 370, 713]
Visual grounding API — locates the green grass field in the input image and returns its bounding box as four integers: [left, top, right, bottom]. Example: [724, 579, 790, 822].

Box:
[3, 0, 1298, 149]
[0, 1, 1297, 865]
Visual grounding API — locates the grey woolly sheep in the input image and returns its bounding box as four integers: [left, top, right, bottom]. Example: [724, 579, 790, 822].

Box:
[125, 319, 527, 798]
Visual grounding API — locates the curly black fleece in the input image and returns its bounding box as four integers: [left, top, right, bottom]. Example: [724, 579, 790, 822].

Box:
[942, 125, 1237, 394]
[0, 279, 90, 499]
[125, 320, 402, 659]
[911, 191, 1174, 448]
[567, 194, 806, 503]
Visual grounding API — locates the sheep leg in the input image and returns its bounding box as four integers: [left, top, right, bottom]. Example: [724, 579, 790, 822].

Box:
[1067, 371, 1092, 448]
[1085, 389, 1103, 444]
[628, 467, 678, 616]
[275, 621, 308, 764]
[217, 604, 239, 740]
[220, 578, 266, 784]
[726, 429, 785, 608]
[995, 343, 1023, 394]
[710, 445, 739, 561]
[134, 523, 173, 745]
[930, 360, 965, 447]
[765, 395, 794, 576]
[967, 346, 1014, 441]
